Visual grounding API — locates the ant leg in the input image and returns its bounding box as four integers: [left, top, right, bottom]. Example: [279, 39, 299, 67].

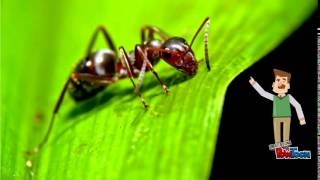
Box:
[25, 73, 117, 156]
[136, 45, 169, 94]
[26, 78, 71, 156]
[140, 26, 169, 43]
[190, 17, 210, 71]
[135, 48, 173, 93]
[136, 60, 147, 91]
[86, 26, 117, 57]
[119, 47, 149, 108]
[71, 73, 119, 85]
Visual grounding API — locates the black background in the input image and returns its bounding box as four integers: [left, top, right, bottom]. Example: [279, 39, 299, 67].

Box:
[211, 12, 317, 179]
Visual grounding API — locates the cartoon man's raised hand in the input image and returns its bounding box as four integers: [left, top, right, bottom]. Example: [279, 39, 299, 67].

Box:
[299, 118, 306, 125]
[249, 76, 256, 85]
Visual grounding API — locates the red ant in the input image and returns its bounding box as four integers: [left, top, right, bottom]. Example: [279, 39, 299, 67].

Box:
[25, 17, 210, 159]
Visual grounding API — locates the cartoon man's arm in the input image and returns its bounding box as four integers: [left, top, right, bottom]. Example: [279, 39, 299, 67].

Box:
[289, 95, 306, 125]
[249, 77, 274, 101]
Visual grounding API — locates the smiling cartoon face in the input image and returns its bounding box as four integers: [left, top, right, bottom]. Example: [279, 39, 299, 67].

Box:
[272, 69, 291, 94]
[272, 75, 290, 94]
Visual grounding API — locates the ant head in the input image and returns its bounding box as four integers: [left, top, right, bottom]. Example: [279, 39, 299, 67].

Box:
[161, 37, 197, 75]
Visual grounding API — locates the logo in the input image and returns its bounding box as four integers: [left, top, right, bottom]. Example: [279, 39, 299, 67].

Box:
[269, 140, 311, 159]
[268, 140, 311, 159]
[275, 147, 311, 159]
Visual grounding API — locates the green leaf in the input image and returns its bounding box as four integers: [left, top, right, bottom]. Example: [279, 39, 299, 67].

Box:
[1, 0, 316, 179]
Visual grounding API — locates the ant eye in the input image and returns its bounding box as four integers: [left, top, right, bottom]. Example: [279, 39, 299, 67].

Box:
[162, 52, 171, 58]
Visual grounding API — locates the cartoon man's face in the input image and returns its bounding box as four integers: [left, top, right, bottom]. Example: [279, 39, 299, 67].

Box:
[272, 75, 290, 94]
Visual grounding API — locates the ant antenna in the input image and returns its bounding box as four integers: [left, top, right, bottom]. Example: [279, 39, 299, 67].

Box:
[190, 17, 210, 71]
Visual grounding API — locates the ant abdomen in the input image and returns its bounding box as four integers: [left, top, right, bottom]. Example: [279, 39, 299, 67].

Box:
[68, 49, 117, 101]
[91, 49, 117, 77]
[68, 77, 105, 101]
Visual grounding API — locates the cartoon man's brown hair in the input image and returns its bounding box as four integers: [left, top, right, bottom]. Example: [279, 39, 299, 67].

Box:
[273, 69, 291, 83]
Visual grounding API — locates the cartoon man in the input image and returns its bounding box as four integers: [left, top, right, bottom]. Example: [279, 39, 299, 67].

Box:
[249, 69, 306, 145]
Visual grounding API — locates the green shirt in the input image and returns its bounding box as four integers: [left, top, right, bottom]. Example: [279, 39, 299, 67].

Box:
[252, 82, 305, 119]
[272, 95, 291, 117]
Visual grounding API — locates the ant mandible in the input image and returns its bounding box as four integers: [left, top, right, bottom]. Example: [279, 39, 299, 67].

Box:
[26, 17, 210, 157]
